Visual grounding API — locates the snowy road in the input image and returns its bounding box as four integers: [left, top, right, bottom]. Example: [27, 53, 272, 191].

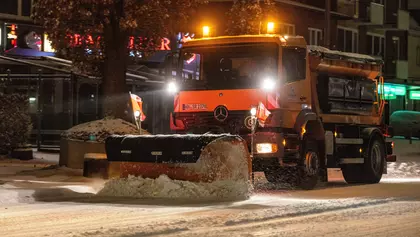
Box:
[1, 139, 420, 237]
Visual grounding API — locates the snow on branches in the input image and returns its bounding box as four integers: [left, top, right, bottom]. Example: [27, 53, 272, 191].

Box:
[226, 0, 277, 36]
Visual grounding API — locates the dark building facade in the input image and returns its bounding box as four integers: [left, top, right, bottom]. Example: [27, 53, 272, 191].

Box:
[336, 0, 420, 114]
[188, 0, 349, 48]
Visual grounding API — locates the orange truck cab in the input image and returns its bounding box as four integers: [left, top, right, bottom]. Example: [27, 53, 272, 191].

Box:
[165, 35, 297, 134]
[164, 34, 396, 189]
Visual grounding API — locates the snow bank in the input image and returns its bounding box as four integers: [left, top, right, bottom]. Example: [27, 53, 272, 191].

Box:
[385, 162, 420, 179]
[97, 174, 251, 201]
[61, 118, 149, 142]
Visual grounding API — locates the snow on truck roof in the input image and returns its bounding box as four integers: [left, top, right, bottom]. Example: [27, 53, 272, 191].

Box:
[307, 45, 383, 65]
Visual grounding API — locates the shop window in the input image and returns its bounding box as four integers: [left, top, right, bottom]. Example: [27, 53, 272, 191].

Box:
[1, 0, 18, 15]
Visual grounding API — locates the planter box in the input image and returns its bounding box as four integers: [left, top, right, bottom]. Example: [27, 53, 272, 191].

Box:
[59, 139, 106, 169]
[11, 146, 33, 160]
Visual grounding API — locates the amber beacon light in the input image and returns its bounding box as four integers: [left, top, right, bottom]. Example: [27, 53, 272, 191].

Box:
[202, 26, 210, 37]
[267, 22, 275, 34]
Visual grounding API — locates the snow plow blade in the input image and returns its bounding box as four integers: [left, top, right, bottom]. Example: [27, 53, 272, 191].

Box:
[104, 134, 251, 182]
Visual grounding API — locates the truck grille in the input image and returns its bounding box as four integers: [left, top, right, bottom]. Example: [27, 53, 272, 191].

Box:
[174, 111, 252, 134]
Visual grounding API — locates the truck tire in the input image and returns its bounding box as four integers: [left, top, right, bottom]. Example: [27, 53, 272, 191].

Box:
[297, 137, 321, 190]
[342, 136, 385, 184]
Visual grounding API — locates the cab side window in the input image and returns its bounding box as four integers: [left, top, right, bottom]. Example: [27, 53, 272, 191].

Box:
[282, 47, 306, 83]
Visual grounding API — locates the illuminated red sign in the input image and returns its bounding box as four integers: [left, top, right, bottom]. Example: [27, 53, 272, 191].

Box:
[67, 32, 194, 51]
[68, 34, 172, 51]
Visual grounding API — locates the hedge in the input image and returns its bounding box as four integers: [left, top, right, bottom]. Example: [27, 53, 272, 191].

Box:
[0, 93, 32, 154]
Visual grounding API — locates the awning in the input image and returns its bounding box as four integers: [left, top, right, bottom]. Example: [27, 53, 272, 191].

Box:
[0, 55, 164, 86]
[4, 47, 55, 58]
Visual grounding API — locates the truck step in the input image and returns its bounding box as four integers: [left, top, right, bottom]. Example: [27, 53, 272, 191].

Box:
[339, 158, 364, 164]
[284, 148, 299, 153]
[335, 138, 364, 145]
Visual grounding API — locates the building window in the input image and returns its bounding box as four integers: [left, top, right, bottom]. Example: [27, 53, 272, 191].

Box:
[279, 23, 295, 36]
[0, 0, 18, 15]
[22, 0, 32, 16]
[337, 27, 358, 53]
[366, 34, 385, 57]
[416, 46, 420, 66]
[308, 28, 323, 46]
[392, 36, 400, 60]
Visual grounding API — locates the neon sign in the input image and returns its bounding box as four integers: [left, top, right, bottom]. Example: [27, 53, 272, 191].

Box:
[409, 91, 420, 100]
[68, 34, 171, 51]
[67, 32, 195, 51]
[378, 84, 406, 96]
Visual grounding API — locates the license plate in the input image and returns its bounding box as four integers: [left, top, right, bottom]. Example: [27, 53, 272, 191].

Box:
[182, 104, 207, 110]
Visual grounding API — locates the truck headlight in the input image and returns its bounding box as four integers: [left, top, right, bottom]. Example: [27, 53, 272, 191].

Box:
[261, 78, 276, 92]
[256, 143, 278, 154]
[167, 81, 178, 94]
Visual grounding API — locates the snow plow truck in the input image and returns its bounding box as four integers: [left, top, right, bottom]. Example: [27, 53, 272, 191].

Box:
[86, 34, 396, 190]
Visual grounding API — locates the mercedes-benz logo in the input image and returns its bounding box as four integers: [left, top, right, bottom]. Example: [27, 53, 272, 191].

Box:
[214, 105, 228, 122]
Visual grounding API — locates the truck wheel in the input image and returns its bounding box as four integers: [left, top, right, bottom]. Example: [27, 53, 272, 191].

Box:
[342, 136, 385, 184]
[297, 137, 321, 190]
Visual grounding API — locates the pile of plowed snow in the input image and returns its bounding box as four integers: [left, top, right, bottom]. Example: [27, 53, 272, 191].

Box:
[97, 174, 252, 201]
[61, 118, 149, 142]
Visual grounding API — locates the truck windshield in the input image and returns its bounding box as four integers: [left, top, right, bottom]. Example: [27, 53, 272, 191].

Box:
[178, 43, 278, 90]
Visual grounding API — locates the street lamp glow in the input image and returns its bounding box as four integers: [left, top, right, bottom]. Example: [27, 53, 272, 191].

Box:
[203, 26, 210, 37]
[267, 22, 275, 34]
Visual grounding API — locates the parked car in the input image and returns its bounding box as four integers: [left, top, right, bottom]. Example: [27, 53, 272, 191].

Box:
[390, 110, 420, 139]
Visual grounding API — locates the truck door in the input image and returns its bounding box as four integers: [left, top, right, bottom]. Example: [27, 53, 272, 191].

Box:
[280, 46, 311, 111]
